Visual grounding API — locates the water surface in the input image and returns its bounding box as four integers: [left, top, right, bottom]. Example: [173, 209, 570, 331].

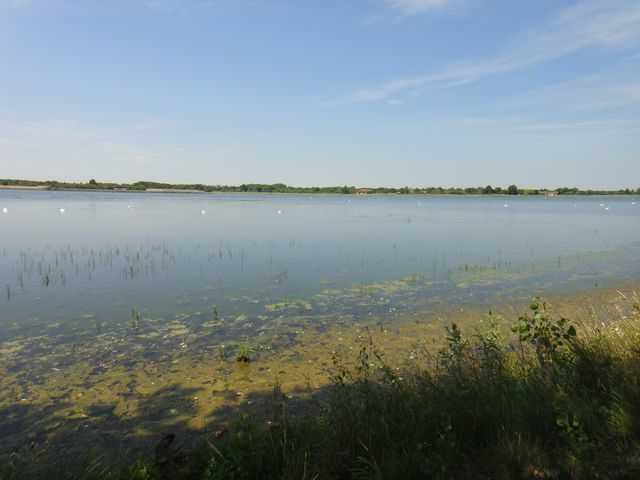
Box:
[1, 190, 639, 462]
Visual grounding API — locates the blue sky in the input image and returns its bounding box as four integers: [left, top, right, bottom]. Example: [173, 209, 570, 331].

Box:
[1, 0, 639, 188]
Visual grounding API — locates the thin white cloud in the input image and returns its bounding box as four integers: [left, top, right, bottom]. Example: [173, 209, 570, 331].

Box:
[0, 0, 31, 7]
[502, 118, 640, 134]
[131, 118, 175, 131]
[0, 118, 167, 167]
[98, 141, 164, 166]
[385, 0, 454, 16]
[330, 0, 640, 105]
[142, 0, 185, 13]
[0, 120, 101, 146]
[502, 75, 640, 112]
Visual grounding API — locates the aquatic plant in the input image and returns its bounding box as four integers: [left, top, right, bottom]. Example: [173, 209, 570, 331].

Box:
[131, 308, 141, 334]
[235, 341, 251, 363]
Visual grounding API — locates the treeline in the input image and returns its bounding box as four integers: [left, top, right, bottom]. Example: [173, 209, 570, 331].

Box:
[1, 178, 639, 195]
[0, 178, 357, 194]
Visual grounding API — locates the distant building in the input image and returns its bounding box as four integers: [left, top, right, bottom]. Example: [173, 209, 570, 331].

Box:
[546, 191, 559, 197]
[357, 188, 373, 195]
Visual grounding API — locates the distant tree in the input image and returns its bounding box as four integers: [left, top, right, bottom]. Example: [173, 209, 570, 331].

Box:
[507, 184, 519, 195]
[89, 178, 97, 185]
[483, 185, 494, 194]
[557, 187, 580, 195]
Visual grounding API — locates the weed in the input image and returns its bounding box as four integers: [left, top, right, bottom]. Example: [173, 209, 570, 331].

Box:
[235, 342, 251, 363]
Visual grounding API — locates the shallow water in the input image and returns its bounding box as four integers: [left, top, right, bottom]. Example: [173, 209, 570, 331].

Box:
[1, 190, 639, 465]
[1, 191, 639, 334]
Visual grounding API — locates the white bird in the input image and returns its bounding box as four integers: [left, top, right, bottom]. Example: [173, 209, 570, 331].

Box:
[1, 207, 7, 214]
[632, 202, 637, 205]
[503, 204, 508, 207]
[600, 203, 604, 207]
[277, 210, 282, 215]
[201, 210, 207, 215]
[59, 208, 65, 213]
[126, 205, 132, 209]
[604, 206, 610, 211]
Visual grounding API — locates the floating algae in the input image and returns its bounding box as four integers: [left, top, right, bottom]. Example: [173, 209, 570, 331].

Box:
[163, 324, 190, 337]
[264, 301, 312, 313]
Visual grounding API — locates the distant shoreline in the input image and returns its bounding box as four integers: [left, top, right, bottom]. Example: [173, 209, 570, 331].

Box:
[1, 179, 638, 196]
[0, 185, 49, 190]
[2, 186, 639, 197]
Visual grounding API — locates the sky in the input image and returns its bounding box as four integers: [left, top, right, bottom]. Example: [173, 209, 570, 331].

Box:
[0, 0, 639, 189]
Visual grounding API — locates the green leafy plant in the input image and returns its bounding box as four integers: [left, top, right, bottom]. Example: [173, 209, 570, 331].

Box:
[235, 341, 251, 363]
[439, 323, 470, 372]
[512, 296, 576, 370]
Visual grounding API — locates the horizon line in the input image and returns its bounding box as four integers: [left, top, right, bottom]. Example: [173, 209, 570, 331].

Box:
[1, 178, 639, 193]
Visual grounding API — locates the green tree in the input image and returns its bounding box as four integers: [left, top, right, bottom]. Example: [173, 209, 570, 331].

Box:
[507, 184, 519, 195]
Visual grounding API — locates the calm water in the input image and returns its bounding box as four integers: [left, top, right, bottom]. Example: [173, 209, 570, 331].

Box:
[1, 190, 640, 462]
[1, 190, 639, 340]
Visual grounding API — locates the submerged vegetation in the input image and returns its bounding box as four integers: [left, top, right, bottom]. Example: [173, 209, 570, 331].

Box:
[2, 178, 639, 195]
[4, 295, 639, 479]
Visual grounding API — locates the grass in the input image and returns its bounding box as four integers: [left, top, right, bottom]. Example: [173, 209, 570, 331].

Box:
[4, 296, 640, 479]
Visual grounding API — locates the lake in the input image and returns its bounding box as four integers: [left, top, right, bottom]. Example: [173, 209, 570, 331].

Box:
[1, 190, 639, 461]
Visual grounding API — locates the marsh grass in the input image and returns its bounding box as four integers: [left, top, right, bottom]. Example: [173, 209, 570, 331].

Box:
[7, 296, 640, 479]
